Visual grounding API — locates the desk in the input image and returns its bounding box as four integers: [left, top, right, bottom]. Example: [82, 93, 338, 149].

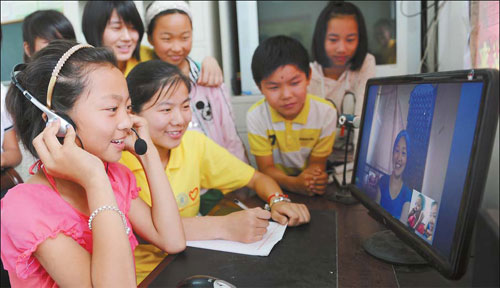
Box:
[140, 187, 474, 287]
[146, 209, 336, 287]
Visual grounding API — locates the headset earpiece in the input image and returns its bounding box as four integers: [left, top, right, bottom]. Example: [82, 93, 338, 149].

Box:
[52, 112, 85, 149]
[43, 109, 73, 138]
[53, 112, 76, 142]
[11, 64, 73, 137]
[55, 112, 76, 130]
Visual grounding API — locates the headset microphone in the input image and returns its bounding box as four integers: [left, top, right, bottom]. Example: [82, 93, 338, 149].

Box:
[338, 114, 361, 128]
[130, 128, 148, 155]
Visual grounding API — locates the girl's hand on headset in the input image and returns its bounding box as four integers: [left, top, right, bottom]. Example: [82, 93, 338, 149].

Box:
[33, 119, 106, 188]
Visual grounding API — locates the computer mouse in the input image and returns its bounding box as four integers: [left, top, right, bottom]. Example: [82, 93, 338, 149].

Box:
[176, 275, 236, 288]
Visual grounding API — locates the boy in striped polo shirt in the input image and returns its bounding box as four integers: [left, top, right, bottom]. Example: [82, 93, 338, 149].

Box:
[247, 36, 337, 196]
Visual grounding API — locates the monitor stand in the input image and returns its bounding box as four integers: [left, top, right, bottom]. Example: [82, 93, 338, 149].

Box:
[363, 230, 428, 265]
[324, 183, 359, 205]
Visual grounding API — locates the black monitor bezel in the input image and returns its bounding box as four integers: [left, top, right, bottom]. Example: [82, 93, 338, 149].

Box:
[348, 69, 499, 279]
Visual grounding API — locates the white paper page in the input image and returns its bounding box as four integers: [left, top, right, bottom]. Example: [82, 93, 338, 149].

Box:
[186, 222, 287, 256]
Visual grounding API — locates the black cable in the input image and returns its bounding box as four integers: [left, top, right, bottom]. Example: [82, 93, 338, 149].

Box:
[75, 133, 84, 150]
[419, 1, 447, 72]
[342, 127, 352, 186]
[421, 1, 429, 73]
[400, 0, 445, 18]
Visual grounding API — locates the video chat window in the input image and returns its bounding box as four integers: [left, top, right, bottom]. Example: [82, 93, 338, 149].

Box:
[355, 81, 484, 259]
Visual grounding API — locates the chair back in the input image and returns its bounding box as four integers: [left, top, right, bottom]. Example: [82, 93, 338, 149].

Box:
[1, 167, 23, 195]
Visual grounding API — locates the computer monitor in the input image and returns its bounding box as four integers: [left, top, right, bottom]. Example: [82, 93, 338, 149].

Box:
[350, 69, 499, 279]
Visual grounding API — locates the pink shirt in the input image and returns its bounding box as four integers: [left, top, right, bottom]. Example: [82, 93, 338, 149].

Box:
[1, 162, 140, 287]
[189, 83, 249, 164]
[307, 54, 376, 148]
[307, 54, 376, 118]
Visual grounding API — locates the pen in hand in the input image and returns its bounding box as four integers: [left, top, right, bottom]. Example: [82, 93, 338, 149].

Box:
[233, 199, 276, 223]
[233, 199, 249, 210]
[233, 199, 272, 213]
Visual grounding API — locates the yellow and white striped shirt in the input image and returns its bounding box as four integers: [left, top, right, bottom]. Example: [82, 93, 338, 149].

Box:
[247, 94, 337, 176]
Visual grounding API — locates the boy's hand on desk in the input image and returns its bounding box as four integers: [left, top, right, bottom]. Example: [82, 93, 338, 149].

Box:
[295, 171, 316, 196]
[307, 168, 328, 195]
[271, 202, 310, 226]
[222, 208, 271, 243]
[296, 169, 327, 196]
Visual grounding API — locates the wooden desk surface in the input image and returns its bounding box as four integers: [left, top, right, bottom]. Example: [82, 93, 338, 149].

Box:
[140, 187, 473, 287]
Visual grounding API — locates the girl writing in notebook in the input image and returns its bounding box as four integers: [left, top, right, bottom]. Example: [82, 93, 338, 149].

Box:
[121, 60, 311, 283]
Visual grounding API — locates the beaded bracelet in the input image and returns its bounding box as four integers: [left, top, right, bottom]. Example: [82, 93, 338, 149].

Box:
[267, 192, 288, 204]
[88, 205, 130, 235]
[270, 196, 291, 208]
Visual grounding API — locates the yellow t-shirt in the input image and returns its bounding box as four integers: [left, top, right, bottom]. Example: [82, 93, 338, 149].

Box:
[139, 46, 155, 62]
[123, 46, 156, 77]
[119, 130, 255, 284]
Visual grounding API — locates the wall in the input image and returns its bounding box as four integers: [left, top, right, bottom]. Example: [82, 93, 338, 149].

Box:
[0, 21, 23, 82]
[436, 1, 470, 71]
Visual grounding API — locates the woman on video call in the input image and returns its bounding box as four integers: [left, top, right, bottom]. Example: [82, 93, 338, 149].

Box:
[376, 130, 412, 222]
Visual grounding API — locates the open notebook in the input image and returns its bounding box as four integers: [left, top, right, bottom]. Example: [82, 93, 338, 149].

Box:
[186, 222, 287, 256]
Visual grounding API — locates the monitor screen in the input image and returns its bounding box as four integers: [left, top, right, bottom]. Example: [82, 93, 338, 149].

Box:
[351, 69, 498, 279]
